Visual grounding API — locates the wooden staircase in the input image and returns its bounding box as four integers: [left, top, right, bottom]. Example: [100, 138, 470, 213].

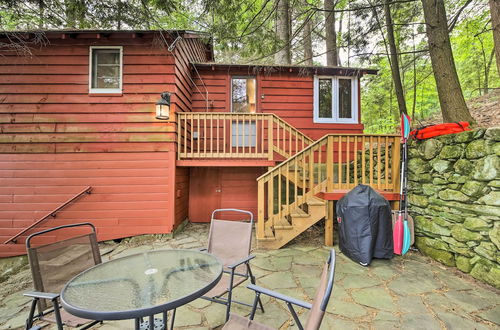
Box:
[257, 134, 401, 249]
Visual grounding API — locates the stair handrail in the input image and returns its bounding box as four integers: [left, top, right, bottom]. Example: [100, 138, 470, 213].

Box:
[269, 113, 313, 158]
[3, 186, 92, 244]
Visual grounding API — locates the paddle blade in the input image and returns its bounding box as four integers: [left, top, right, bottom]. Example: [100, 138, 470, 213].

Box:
[393, 215, 403, 255]
[402, 220, 411, 255]
[400, 113, 411, 142]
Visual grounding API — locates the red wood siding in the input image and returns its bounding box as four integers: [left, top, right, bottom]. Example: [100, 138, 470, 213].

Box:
[0, 33, 212, 256]
[0, 152, 174, 256]
[188, 167, 265, 222]
[192, 68, 364, 140]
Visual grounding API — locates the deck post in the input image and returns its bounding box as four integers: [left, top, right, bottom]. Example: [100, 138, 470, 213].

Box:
[326, 136, 333, 192]
[325, 200, 334, 246]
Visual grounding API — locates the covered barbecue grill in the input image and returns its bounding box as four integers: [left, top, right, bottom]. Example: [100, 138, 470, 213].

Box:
[336, 184, 394, 266]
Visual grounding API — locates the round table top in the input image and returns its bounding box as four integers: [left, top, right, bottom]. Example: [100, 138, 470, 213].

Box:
[60, 249, 223, 320]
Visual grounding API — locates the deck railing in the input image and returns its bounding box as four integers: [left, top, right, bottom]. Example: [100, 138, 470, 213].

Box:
[257, 134, 400, 239]
[176, 112, 313, 160]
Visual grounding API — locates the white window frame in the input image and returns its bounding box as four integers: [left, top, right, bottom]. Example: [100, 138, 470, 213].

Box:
[89, 46, 123, 94]
[313, 75, 358, 124]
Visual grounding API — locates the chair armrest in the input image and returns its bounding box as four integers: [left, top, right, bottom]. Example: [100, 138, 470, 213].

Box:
[247, 284, 312, 309]
[227, 255, 255, 269]
[24, 291, 59, 300]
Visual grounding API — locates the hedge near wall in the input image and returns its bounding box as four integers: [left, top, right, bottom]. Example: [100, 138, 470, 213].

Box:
[408, 127, 499, 289]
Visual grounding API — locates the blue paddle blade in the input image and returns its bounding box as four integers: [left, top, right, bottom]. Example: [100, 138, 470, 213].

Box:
[401, 113, 411, 141]
[402, 220, 411, 255]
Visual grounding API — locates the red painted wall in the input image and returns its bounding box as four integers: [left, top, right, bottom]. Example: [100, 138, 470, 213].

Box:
[0, 32, 210, 256]
[188, 167, 265, 222]
[191, 67, 364, 140]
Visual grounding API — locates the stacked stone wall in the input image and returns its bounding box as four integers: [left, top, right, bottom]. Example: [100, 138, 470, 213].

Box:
[408, 127, 499, 289]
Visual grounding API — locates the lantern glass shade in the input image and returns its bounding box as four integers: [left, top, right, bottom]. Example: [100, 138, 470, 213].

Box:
[155, 92, 171, 120]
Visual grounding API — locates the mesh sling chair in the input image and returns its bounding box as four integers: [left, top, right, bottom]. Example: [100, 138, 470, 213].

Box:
[201, 208, 264, 321]
[24, 222, 102, 330]
[222, 249, 336, 330]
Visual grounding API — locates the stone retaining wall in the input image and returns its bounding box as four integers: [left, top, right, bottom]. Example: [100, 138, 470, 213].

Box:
[408, 127, 499, 289]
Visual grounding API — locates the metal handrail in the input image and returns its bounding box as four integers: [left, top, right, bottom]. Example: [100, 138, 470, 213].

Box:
[3, 186, 92, 244]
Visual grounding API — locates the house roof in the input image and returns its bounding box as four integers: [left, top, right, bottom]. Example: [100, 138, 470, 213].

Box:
[0, 29, 207, 38]
[192, 62, 378, 76]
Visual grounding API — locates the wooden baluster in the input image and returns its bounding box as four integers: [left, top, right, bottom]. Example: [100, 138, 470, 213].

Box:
[288, 126, 292, 156]
[361, 136, 366, 184]
[337, 136, 342, 190]
[346, 136, 350, 189]
[318, 141, 322, 185]
[268, 174, 274, 218]
[286, 162, 290, 216]
[197, 113, 200, 158]
[327, 136, 333, 192]
[377, 136, 381, 190]
[294, 159, 298, 206]
[369, 136, 374, 186]
[309, 149, 314, 192]
[354, 136, 358, 186]
[258, 179, 265, 239]
[278, 167, 282, 223]
[385, 136, 389, 190]
[268, 116, 273, 160]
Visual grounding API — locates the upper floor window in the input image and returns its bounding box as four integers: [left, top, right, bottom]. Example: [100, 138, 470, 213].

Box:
[313, 76, 358, 124]
[89, 46, 122, 94]
[231, 77, 256, 113]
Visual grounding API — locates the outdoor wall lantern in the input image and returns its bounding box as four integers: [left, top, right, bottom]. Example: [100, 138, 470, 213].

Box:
[155, 92, 171, 120]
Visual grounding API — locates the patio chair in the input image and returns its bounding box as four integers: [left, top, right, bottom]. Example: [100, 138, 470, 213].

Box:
[200, 208, 264, 321]
[222, 249, 336, 330]
[24, 222, 102, 330]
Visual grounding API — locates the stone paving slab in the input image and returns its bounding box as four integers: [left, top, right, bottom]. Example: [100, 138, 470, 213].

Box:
[0, 223, 498, 329]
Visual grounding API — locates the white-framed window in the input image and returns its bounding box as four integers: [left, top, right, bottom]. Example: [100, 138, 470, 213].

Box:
[313, 75, 358, 124]
[89, 46, 123, 94]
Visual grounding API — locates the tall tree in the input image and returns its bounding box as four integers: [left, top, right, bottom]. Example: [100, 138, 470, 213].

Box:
[383, 0, 407, 115]
[275, 0, 291, 64]
[490, 0, 500, 77]
[303, 11, 313, 65]
[324, 0, 338, 65]
[421, 0, 474, 123]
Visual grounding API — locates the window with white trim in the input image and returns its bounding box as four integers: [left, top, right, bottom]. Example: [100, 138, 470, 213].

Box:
[313, 76, 358, 123]
[89, 46, 123, 93]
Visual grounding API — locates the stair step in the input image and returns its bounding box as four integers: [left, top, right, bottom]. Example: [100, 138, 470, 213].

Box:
[306, 197, 326, 206]
[290, 208, 309, 218]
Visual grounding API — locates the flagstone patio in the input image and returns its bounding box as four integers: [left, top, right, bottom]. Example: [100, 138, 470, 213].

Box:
[0, 223, 498, 329]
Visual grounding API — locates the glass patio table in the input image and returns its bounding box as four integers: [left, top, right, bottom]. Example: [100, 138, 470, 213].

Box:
[60, 249, 223, 330]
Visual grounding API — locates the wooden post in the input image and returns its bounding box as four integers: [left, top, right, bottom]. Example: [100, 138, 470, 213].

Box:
[326, 136, 333, 192]
[325, 200, 334, 246]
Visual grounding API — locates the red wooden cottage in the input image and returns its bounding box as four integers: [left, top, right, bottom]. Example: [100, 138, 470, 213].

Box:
[0, 30, 401, 257]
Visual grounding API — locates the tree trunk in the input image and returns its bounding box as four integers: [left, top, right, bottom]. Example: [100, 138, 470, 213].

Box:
[384, 0, 407, 116]
[484, 48, 495, 94]
[421, 0, 474, 123]
[303, 12, 313, 65]
[275, 0, 291, 65]
[490, 0, 500, 77]
[324, 0, 338, 66]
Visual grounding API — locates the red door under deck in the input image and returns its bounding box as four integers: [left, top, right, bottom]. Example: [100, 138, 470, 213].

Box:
[189, 168, 221, 222]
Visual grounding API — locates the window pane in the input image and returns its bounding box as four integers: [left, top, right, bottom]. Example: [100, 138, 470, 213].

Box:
[91, 49, 120, 89]
[339, 79, 352, 119]
[232, 78, 256, 113]
[318, 79, 332, 118]
[232, 121, 256, 147]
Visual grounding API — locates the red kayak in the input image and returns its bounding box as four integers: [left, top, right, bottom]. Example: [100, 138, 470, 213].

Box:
[410, 122, 471, 140]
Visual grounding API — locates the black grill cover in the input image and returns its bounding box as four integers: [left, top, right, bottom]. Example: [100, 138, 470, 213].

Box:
[336, 184, 394, 266]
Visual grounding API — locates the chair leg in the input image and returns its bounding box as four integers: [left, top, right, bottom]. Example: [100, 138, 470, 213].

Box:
[50, 298, 63, 330]
[249, 292, 261, 320]
[247, 264, 264, 313]
[25, 298, 38, 329]
[225, 269, 236, 322]
[170, 308, 176, 329]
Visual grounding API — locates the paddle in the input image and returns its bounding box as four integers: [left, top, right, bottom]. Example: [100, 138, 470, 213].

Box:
[394, 113, 411, 255]
[401, 113, 411, 255]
